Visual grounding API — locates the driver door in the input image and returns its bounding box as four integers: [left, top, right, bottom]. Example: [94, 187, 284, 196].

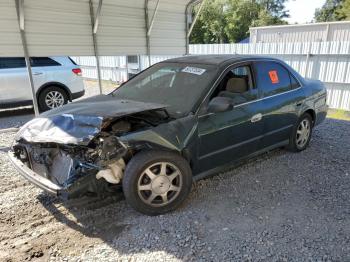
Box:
[196, 63, 264, 173]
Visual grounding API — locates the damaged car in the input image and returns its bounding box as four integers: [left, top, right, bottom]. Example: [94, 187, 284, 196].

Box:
[9, 55, 328, 215]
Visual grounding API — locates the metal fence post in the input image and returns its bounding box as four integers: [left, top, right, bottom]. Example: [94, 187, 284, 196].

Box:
[304, 43, 312, 78]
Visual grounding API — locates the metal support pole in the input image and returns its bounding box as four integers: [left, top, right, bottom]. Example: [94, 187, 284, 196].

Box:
[15, 0, 40, 116]
[147, 0, 160, 36]
[185, 0, 203, 55]
[144, 0, 151, 66]
[187, 0, 206, 39]
[144, 0, 160, 67]
[89, 0, 103, 94]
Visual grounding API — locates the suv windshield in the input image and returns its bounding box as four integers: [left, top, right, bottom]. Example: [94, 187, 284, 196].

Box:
[112, 62, 218, 116]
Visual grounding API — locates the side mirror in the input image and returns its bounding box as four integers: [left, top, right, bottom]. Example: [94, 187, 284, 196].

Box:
[207, 96, 233, 113]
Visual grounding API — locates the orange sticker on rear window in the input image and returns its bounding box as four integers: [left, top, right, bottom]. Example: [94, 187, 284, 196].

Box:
[268, 70, 279, 84]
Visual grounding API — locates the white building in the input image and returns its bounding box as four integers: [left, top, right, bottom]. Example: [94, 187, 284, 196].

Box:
[250, 21, 350, 43]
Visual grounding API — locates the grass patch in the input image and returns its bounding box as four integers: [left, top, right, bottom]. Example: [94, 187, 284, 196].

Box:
[327, 108, 350, 121]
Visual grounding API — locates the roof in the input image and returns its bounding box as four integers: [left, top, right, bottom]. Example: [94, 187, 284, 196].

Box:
[0, 0, 198, 56]
[163, 54, 276, 66]
[250, 20, 350, 30]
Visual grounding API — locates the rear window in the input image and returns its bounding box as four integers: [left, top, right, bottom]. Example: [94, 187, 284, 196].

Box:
[30, 57, 61, 67]
[0, 58, 26, 69]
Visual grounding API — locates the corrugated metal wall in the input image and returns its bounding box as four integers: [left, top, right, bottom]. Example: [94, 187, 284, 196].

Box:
[0, 0, 191, 56]
[72, 54, 179, 83]
[250, 22, 350, 43]
[77, 41, 350, 111]
[0, 0, 24, 56]
[72, 56, 129, 82]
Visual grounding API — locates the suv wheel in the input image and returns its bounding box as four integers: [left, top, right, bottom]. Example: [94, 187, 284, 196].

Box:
[122, 150, 192, 216]
[38, 86, 68, 111]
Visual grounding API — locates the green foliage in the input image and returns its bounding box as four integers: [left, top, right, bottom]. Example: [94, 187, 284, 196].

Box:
[314, 0, 350, 22]
[190, 0, 289, 44]
[314, 0, 342, 22]
[336, 0, 350, 20]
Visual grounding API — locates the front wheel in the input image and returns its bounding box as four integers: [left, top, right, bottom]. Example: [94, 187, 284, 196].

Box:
[287, 113, 313, 152]
[122, 150, 192, 216]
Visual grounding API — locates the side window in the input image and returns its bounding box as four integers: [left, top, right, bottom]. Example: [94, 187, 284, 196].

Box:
[290, 74, 301, 89]
[211, 65, 256, 105]
[30, 57, 61, 67]
[254, 61, 292, 97]
[0, 57, 26, 69]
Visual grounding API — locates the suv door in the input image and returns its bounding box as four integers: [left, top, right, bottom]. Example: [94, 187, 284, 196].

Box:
[0, 57, 30, 103]
[253, 61, 305, 148]
[196, 63, 264, 174]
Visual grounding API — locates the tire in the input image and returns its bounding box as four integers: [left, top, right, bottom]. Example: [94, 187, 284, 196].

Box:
[287, 113, 313, 152]
[38, 86, 68, 112]
[122, 150, 192, 216]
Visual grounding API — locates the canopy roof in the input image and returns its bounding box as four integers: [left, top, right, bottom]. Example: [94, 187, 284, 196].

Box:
[0, 0, 200, 56]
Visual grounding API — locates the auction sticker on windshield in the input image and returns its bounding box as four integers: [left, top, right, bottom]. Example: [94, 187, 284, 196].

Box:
[182, 66, 206, 75]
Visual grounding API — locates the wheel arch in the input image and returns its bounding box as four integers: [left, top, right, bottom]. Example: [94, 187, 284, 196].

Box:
[302, 108, 316, 125]
[37, 82, 73, 101]
[125, 141, 194, 170]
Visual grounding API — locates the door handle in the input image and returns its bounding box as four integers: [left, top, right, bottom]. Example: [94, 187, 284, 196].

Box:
[33, 72, 43, 75]
[251, 113, 262, 123]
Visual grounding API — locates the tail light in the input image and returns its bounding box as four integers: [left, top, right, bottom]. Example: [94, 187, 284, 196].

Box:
[72, 68, 82, 76]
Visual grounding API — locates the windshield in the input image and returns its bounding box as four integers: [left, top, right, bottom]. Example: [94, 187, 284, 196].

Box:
[112, 62, 218, 116]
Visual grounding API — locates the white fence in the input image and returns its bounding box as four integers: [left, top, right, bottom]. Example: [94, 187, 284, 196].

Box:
[74, 41, 350, 111]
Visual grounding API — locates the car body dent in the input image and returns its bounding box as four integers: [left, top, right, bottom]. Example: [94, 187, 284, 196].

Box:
[15, 95, 167, 145]
[120, 114, 197, 153]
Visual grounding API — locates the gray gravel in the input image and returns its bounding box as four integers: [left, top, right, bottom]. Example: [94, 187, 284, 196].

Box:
[0, 114, 349, 261]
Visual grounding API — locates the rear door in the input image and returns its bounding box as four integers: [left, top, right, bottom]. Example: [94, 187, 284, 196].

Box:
[30, 57, 62, 88]
[0, 57, 30, 103]
[253, 61, 305, 148]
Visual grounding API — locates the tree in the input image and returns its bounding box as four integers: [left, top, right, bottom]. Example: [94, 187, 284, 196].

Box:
[336, 0, 350, 20]
[314, 0, 343, 22]
[256, 0, 289, 18]
[190, 0, 289, 44]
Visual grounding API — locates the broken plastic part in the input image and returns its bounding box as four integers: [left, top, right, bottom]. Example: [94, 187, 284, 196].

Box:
[96, 158, 125, 184]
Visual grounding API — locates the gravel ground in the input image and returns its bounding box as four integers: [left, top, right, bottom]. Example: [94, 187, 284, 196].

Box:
[0, 92, 349, 261]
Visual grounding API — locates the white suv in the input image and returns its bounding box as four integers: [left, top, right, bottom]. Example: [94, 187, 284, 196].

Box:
[0, 57, 85, 111]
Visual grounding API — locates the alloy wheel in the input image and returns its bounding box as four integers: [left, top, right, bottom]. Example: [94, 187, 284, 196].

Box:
[45, 91, 65, 109]
[296, 118, 311, 149]
[137, 162, 182, 207]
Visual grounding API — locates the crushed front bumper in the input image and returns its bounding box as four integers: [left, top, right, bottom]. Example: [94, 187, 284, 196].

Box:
[8, 150, 62, 195]
[8, 150, 110, 199]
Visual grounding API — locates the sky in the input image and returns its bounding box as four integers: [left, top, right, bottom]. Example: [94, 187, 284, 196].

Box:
[284, 0, 326, 24]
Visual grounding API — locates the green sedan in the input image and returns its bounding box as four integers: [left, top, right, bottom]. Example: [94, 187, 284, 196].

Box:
[9, 55, 328, 216]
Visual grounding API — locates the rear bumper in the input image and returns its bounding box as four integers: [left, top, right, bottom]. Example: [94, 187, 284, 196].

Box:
[315, 104, 328, 126]
[71, 89, 85, 100]
[8, 150, 62, 195]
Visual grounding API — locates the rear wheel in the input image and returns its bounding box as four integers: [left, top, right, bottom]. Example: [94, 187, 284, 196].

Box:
[38, 86, 68, 111]
[122, 150, 192, 216]
[287, 113, 313, 152]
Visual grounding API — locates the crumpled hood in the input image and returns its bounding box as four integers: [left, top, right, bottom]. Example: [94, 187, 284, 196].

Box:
[15, 95, 166, 145]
